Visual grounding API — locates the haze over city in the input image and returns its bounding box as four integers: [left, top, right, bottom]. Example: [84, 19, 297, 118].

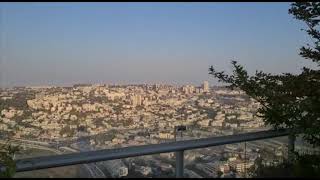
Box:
[1, 2, 320, 178]
[0, 2, 317, 88]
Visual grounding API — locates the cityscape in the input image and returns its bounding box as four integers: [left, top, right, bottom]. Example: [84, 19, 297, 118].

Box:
[0, 81, 300, 178]
[1, 2, 319, 178]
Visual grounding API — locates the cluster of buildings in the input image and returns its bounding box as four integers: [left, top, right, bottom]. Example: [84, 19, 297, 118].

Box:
[0, 81, 286, 178]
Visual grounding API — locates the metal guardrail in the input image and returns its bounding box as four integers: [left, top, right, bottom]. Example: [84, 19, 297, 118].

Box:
[1, 129, 292, 178]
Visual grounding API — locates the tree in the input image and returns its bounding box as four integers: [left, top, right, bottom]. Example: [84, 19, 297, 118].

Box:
[209, 2, 320, 147]
[249, 153, 320, 178]
[0, 141, 20, 178]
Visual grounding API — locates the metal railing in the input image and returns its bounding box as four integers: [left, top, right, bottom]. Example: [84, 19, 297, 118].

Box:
[1, 129, 293, 178]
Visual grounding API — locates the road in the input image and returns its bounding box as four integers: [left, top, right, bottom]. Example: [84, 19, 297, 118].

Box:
[0, 140, 60, 154]
[59, 146, 106, 178]
[0, 139, 102, 178]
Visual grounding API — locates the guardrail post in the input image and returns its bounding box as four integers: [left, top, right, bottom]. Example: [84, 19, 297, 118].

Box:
[288, 132, 295, 164]
[175, 150, 184, 178]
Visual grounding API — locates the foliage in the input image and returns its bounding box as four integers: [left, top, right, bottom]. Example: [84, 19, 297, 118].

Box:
[249, 153, 320, 178]
[0, 91, 35, 111]
[209, 2, 320, 146]
[0, 141, 20, 178]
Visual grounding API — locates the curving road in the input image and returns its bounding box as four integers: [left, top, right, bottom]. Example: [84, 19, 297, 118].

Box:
[60, 146, 105, 178]
[0, 139, 103, 178]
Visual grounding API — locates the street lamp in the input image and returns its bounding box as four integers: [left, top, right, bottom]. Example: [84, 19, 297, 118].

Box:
[174, 125, 187, 141]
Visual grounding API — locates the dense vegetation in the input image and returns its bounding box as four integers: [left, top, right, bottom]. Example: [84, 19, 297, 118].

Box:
[209, 2, 320, 177]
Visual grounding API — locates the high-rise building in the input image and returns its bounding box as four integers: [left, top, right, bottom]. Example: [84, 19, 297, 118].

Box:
[195, 87, 203, 94]
[153, 84, 160, 91]
[136, 94, 142, 106]
[182, 85, 195, 94]
[203, 81, 209, 93]
[131, 94, 142, 107]
[142, 97, 149, 106]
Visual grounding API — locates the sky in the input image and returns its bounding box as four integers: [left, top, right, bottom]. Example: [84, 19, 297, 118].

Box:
[0, 2, 316, 88]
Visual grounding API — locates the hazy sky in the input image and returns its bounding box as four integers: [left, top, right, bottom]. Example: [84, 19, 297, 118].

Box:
[0, 2, 316, 88]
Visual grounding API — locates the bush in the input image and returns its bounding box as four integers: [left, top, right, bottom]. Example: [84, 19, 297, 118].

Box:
[251, 153, 320, 178]
[0, 142, 20, 178]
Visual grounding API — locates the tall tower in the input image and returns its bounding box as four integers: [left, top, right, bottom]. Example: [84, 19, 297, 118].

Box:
[136, 94, 142, 106]
[131, 95, 137, 107]
[153, 84, 160, 91]
[203, 81, 209, 93]
[131, 94, 142, 107]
